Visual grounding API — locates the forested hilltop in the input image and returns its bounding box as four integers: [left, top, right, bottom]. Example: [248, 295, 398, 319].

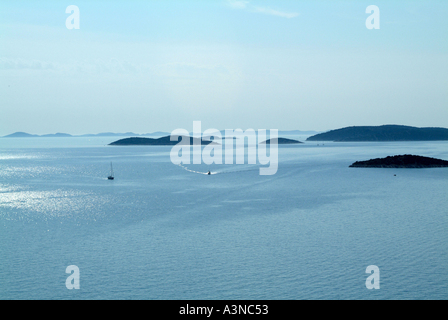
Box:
[307, 125, 448, 142]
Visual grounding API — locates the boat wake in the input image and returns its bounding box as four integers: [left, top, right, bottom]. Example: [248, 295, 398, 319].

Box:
[176, 163, 265, 175]
[176, 164, 217, 175]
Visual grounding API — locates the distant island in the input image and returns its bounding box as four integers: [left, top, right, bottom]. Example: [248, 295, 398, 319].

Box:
[110, 136, 303, 146]
[109, 136, 215, 146]
[260, 138, 302, 144]
[197, 130, 319, 136]
[3, 131, 170, 138]
[4, 132, 41, 138]
[80, 131, 170, 138]
[7, 126, 448, 141]
[2, 130, 317, 138]
[349, 155, 448, 168]
[307, 125, 448, 141]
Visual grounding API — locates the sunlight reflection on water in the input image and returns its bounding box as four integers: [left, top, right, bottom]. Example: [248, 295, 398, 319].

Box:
[0, 140, 447, 299]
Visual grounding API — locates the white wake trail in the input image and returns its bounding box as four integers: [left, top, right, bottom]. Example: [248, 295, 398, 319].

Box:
[176, 164, 217, 175]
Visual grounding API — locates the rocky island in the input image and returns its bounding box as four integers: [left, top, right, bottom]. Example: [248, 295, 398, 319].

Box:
[110, 135, 303, 146]
[307, 125, 448, 141]
[109, 136, 214, 146]
[349, 154, 448, 168]
[259, 138, 302, 144]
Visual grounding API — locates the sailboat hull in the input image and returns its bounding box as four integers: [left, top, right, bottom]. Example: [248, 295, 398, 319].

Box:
[108, 162, 114, 180]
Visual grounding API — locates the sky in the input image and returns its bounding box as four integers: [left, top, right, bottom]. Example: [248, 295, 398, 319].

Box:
[1, 0, 447, 135]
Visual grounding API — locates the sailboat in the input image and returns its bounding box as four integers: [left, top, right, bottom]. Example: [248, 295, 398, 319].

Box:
[108, 162, 114, 180]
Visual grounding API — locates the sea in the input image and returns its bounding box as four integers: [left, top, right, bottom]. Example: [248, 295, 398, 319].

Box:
[0, 136, 447, 300]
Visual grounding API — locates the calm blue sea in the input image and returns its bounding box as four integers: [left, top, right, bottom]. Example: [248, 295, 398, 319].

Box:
[0, 137, 447, 299]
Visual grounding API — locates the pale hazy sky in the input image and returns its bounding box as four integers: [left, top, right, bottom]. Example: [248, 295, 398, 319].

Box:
[1, 0, 447, 135]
